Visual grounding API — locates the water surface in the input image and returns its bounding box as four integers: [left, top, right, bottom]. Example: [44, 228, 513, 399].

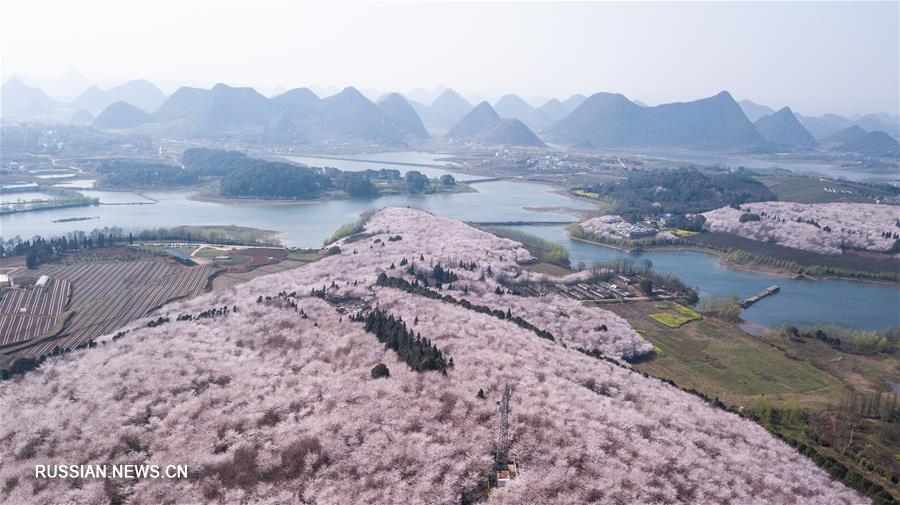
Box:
[2, 151, 896, 331]
[0, 180, 591, 245]
[512, 224, 900, 331]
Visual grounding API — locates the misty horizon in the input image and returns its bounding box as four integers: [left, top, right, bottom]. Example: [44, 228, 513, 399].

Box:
[4, 71, 899, 121]
[2, 1, 898, 117]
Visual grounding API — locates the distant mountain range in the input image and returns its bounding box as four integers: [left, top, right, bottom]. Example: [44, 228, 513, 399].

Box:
[378, 93, 428, 138]
[811, 123, 900, 157]
[404, 85, 448, 106]
[446, 101, 545, 147]
[121, 83, 418, 146]
[753, 107, 816, 149]
[537, 95, 585, 126]
[795, 113, 855, 139]
[2, 76, 898, 153]
[480, 119, 546, 147]
[447, 101, 500, 138]
[852, 114, 900, 139]
[7, 70, 93, 101]
[820, 125, 868, 145]
[420, 89, 472, 130]
[411, 90, 586, 134]
[738, 100, 776, 122]
[1, 78, 59, 116]
[549, 90, 766, 151]
[93, 101, 153, 129]
[313, 87, 406, 144]
[739, 99, 899, 141]
[490, 93, 589, 130]
[833, 131, 899, 158]
[70, 80, 166, 116]
[182, 84, 272, 133]
[0, 77, 165, 121]
[493, 94, 550, 130]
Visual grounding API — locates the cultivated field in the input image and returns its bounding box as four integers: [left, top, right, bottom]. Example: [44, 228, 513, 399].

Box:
[8, 260, 216, 356]
[648, 301, 703, 328]
[0, 278, 70, 346]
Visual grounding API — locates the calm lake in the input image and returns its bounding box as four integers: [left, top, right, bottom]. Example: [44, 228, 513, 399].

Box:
[0, 151, 594, 246]
[512, 224, 900, 331]
[2, 151, 897, 331]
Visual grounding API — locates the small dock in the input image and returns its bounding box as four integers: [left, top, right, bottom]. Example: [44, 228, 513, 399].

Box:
[739, 285, 780, 308]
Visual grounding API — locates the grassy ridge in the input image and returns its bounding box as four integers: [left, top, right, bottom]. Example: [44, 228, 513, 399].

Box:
[479, 225, 570, 267]
[324, 209, 377, 245]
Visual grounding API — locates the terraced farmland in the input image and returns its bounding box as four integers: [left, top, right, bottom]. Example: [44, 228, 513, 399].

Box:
[0, 279, 71, 346]
[7, 261, 216, 357]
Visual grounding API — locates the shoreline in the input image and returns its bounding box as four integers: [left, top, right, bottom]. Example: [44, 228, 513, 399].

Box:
[567, 234, 900, 287]
[187, 191, 334, 206]
[187, 183, 478, 206]
[0, 200, 100, 216]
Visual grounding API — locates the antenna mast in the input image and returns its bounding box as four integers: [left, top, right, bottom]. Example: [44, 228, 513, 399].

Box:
[496, 385, 512, 463]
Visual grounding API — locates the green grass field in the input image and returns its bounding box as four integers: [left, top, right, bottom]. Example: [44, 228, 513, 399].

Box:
[608, 301, 839, 404]
[480, 226, 570, 267]
[287, 251, 321, 262]
[605, 301, 899, 501]
[654, 301, 701, 317]
[572, 189, 601, 199]
[649, 312, 695, 328]
[649, 301, 702, 328]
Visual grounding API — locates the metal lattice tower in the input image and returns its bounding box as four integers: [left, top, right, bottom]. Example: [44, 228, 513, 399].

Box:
[496, 385, 513, 463]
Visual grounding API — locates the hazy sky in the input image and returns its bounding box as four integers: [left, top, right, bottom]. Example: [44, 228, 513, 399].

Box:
[2, 1, 898, 116]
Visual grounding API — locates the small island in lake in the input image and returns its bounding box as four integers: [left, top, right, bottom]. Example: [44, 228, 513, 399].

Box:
[93, 148, 473, 202]
[51, 216, 99, 223]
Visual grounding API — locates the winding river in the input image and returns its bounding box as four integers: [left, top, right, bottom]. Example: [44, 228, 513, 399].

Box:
[1, 151, 897, 331]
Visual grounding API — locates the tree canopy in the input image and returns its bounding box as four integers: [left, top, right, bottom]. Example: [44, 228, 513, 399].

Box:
[96, 160, 199, 189]
[220, 163, 332, 200]
[405, 170, 430, 193]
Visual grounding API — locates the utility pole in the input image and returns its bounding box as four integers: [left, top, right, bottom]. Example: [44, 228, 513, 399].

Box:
[496, 385, 512, 464]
